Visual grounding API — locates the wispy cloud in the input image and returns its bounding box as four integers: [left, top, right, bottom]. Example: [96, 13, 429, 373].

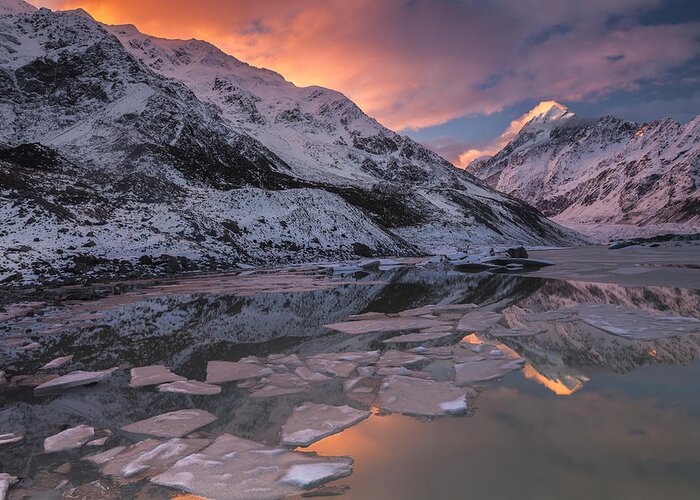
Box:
[34, 0, 700, 133]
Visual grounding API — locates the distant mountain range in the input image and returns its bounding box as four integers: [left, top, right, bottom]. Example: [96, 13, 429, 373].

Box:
[0, 1, 576, 285]
[469, 102, 700, 229]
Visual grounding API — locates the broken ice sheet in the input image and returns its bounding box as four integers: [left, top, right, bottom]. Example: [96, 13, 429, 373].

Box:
[157, 380, 221, 395]
[151, 433, 353, 500]
[454, 359, 525, 385]
[121, 409, 217, 438]
[383, 329, 456, 343]
[574, 303, 700, 340]
[0, 432, 24, 446]
[39, 355, 74, 370]
[34, 368, 118, 395]
[205, 360, 274, 383]
[129, 365, 186, 388]
[281, 403, 370, 447]
[324, 317, 451, 334]
[85, 438, 210, 480]
[0, 473, 18, 499]
[379, 375, 467, 416]
[44, 425, 94, 452]
[377, 350, 425, 367]
[489, 327, 546, 338]
[456, 311, 504, 332]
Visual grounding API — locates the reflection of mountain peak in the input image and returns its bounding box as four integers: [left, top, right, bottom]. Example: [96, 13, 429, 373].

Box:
[521, 363, 586, 396]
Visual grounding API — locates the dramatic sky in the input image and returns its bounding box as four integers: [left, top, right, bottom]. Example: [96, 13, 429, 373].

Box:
[34, 0, 700, 165]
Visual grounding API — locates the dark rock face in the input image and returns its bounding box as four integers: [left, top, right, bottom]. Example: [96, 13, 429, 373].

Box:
[506, 246, 528, 258]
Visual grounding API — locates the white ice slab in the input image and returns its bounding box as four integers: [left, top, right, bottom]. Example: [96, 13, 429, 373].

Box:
[281, 403, 370, 447]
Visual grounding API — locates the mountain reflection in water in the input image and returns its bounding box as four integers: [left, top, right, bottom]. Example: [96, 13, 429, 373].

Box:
[1, 263, 699, 499]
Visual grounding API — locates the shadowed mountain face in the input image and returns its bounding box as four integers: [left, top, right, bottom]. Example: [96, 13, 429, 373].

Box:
[0, 3, 577, 286]
[469, 103, 700, 227]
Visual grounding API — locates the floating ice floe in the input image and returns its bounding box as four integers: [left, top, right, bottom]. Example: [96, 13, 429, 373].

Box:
[489, 327, 546, 338]
[249, 373, 309, 398]
[383, 329, 456, 343]
[574, 303, 700, 340]
[324, 317, 450, 334]
[454, 359, 525, 385]
[85, 438, 210, 479]
[206, 360, 274, 384]
[129, 365, 186, 388]
[34, 368, 118, 395]
[294, 366, 331, 382]
[121, 409, 217, 438]
[0, 432, 24, 446]
[44, 425, 95, 452]
[377, 350, 425, 367]
[0, 473, 18, 500]
[39, 355, 74, 370]
[456, 311, 504, 332]
[151, 433, 353, 500]
[281, 403, 371, 447]
[379, 375, 467, 416]
[158, 380, 222, 395]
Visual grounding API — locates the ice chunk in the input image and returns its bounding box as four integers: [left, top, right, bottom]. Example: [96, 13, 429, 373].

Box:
[377, 350, 425, 367]
[158, 380, 222, 395]
[575, 303, 700, 340]
[0, 473, 18, 500]
[295, 366, 331, 382]
[304, 358, 356, 378]
[86, 438, 210, 479]
[456, 311, 504, 332]
[490, 327, 546, 337]
[130, 365, 186, 388]
[206, 360, 274, 383]
[0, 432, 24, 446]
[44, 425, 95, 452]
[454, 359, 524, 385]
[379, 375, 467, 416]
[34, 368, 117, 395]
[121, 409, 217, 438]
[281, 462, 353, 488]
[39, 355, 74, 370]
[281, 403, 370, 447]
[383, 329, 455, 343]
[151, 433, 353, 500]
[324, 317, 451, 335]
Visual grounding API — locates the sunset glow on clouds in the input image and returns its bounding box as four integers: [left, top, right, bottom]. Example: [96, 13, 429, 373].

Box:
[32, 0, 700, 164]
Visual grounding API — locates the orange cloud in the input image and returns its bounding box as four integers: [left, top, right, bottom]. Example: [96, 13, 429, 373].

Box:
[30, 0, 700, 133]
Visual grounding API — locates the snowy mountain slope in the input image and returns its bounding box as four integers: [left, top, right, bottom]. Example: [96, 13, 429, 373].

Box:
[0, 4, 577, 285]
[106, 23, 578, 245]
[469, 102, 700, 227]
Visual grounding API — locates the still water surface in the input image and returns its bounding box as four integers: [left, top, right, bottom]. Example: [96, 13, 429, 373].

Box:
[1, 251, 699, 499]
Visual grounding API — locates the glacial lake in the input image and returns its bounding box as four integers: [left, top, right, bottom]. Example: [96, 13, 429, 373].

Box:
[1, 246, 699, 499]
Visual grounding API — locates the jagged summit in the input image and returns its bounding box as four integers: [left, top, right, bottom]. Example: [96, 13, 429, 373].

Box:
[520, 101, 576, 132]
[470, 103, 700, 229]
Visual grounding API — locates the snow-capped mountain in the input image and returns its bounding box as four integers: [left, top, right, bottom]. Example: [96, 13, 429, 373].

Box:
[469, 102, 700, 229]
[0, 2, 576, 285]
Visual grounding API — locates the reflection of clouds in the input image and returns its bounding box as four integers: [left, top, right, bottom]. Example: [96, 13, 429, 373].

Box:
[309, 383, 700, 499]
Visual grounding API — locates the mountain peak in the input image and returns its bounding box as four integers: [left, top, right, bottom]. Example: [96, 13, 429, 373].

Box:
[520, 100, 575, 132]
[0, 0, 35, 15]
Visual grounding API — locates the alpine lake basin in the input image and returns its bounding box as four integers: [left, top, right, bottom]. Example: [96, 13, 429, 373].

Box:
[1, 245, 700, 500]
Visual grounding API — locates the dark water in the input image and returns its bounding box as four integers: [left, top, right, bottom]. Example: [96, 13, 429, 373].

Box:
[1, 264, 699, 499]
